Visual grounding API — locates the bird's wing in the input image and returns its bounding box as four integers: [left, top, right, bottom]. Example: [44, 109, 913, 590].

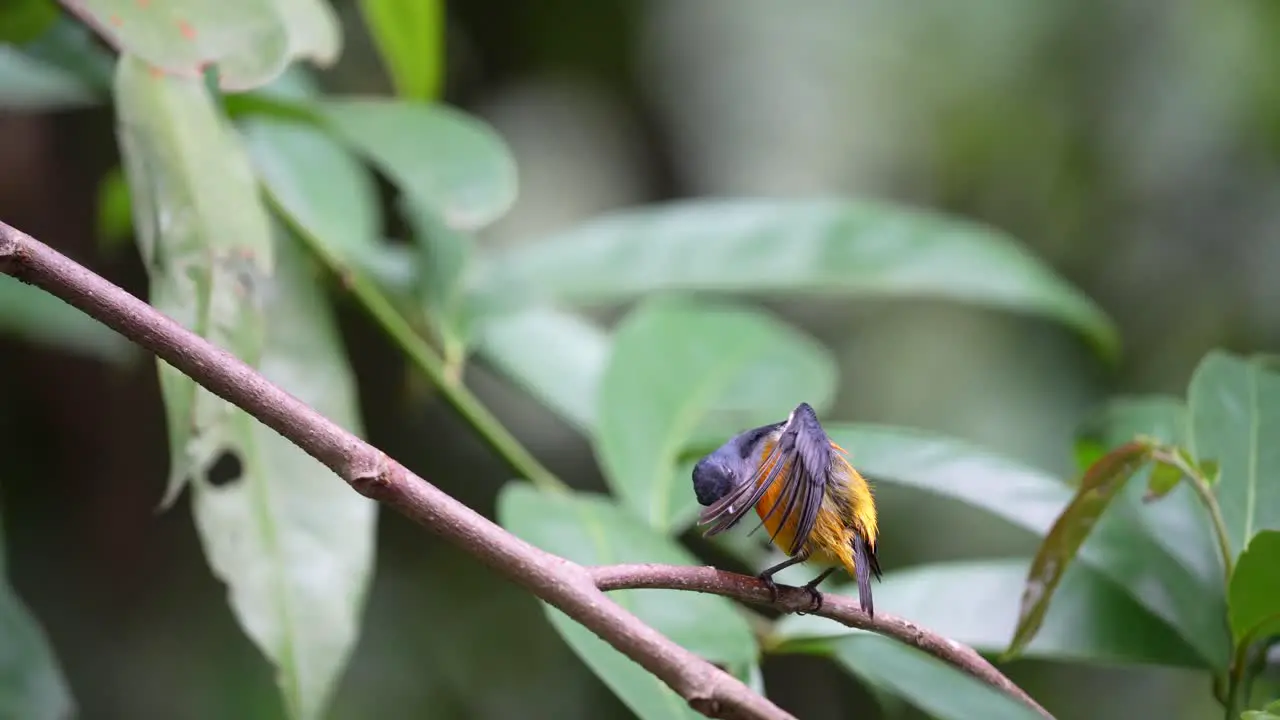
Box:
[699, 430, 791, 536]
[700, 411, 832, 558]
[754, 408, 831, 555]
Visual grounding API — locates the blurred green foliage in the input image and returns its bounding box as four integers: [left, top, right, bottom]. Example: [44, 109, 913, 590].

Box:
[1, 1, 1278, 720]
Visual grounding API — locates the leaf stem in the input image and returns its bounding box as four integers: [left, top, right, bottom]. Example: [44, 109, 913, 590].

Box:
[269, 196, 566, 493]
[1153, 447, 1233, 584]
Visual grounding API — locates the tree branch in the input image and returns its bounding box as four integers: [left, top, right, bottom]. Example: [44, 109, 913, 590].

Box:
[591, 564, 1055, 720]
[0, 222, 1054, 720]
[0, 222, 791, 720]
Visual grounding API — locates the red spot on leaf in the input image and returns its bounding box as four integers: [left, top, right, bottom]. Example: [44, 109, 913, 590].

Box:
[109, 14, 122, 26]
[136, 0, 150, 7]
[148, 66, 164, 79]
[177, 20, 197, 40]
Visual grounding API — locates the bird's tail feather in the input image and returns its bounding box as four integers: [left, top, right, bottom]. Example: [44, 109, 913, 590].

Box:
[852, 532, 881, 617]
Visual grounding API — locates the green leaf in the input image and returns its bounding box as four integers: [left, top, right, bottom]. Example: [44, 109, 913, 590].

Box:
[473, 306, 608, 433]
[1006, 441, 1154, 658]
[95, 165, 134, 253]
[117, 55, 374, 720]
[1188, 351, 1280, 558]
[316, 99, 517, 231]
[1229, 530, 1280, 648]
[0, 502, 75, 720]
[497, 484, 756, 720]
[1145, 460, 1185, 502]
[816, 634, 1046, 720]
[473, 198, 1119, 359]
[824, 424, 1230, 668]
[190, 229, 376, 720]
[1243, 699, 1280, 720]
[596, 296, 836, 531]
[65, 0, 339, 91]
[357, 0, 443, 100]
[775, 559, 1203, 667]
[0, 275, 136, 363]
[0, 0, 59, 44]
[242, 115, 382, 265]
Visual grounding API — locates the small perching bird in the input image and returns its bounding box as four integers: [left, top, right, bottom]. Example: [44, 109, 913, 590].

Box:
[691, 403, 882, 616]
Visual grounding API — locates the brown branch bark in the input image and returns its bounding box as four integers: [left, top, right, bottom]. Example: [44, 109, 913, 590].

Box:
[0, 222, 790, 720]
[591, 564, 1055, 719]
[0, 222, 1054, 720]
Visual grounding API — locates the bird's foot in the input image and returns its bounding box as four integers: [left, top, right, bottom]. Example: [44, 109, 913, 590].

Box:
[758, 574, 780, 604]
[795, 584, 824, 615]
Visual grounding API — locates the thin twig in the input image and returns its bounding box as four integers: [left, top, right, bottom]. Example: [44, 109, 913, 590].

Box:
[0, 222, 788, 720]
[591, 564, 1056, 720]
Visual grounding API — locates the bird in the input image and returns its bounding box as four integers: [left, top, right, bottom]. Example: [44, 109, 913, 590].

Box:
[691, 402, 882, 616]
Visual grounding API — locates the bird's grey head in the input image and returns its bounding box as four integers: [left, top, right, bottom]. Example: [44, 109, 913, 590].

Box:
[691, 455, 738, 506]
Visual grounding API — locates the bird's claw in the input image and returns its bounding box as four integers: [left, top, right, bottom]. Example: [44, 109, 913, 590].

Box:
[800, 585, 824, 615]
[758, 575, 780, 604]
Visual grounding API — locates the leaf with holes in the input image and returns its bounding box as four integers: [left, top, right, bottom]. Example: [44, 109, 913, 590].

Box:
[595, 296, 836, 532]
[497, 484, 756, 720]
[190, 230, 376, 720]
[64, 0, 338, 90]
[0, 501, 75, 720]
[115, 52, 273, 504]
[473, 198, 1119, 359]
[823, 424, 1229, 668]
[116, 55, 373, 720]
[1188, 351, 1280, 558]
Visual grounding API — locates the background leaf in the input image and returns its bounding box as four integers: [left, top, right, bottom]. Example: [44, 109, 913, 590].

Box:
[357, 0, 443, 100]
[189, 230, 376, 720]
[1228, 530, 1280, 647]
[317, 99, 517, 231]
[0, 502, 74, 720]
[785, 634, 1046, 720]
[775, 559, 1203, 668]
[0, 19, 111, 110]
[1188, 351, 1280, 558]
[824, 424, 1229, 668]
[472, 198, 1119, 358]
[473, 306, 608, 433]
[497, 484, 756, 720]
[595, 296, 836, 531]
[1083, 398, 1223, 606]
[1006, 441, 1153, 659]
[0, 275, 136, 363]
[0, 0, 59, 45]
[1243, 699, 1280, 720]
[401, 198, 473, 357]
[63, 0, 338, 90]
[242, 115, 382, 265]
